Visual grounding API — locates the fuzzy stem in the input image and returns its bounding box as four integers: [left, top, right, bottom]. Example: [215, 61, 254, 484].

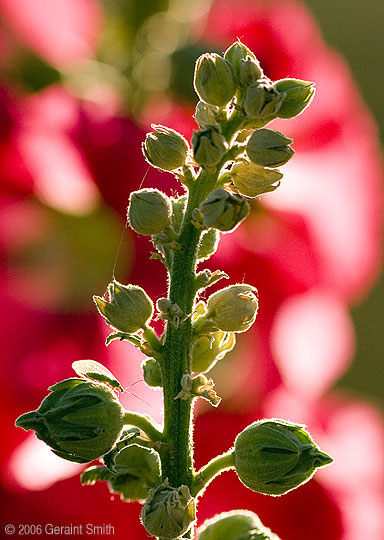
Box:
[191, 450, 235, 496]
[123, 411, 163, 441]
[160, 170, 218, 489]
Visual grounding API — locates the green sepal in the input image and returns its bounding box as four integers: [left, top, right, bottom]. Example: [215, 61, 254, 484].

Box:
[81, 466, 112, 485]
[171, 195, 187, 234]
[103, 428, 142, 472]
[197, 229, 220, 261]
[105, 332, 142, 347]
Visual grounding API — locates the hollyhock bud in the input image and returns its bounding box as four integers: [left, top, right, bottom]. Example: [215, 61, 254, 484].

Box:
[94, 280, 153, 334]
[15, 378, 124, 463]
[195, 101, 220, 128]
[231, 161, 282, 198]
[128, 188, 172, 236]
[224, 41, 262, 85]
[197, 510, 280, 540]
[234, 419, 333, 496]
[206, 284, 258, 333]
[194, 53, 236, 107]
[142, 125, 189, 171]
[238, 57, 263, 88]
[82, 444, 161, 501]
[141, 479, 196, 539]
[246, 129, 294, 167]
[192, 125, 228, 167]
[190, 331, 236, 373]
[244, 84, 284, 119]
[142, 358, 162, 387]
[273, 78, 315, 119]
[199, 188, 250, 232]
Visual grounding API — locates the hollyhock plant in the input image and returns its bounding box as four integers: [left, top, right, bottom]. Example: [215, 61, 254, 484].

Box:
[0, 1, 383, 540]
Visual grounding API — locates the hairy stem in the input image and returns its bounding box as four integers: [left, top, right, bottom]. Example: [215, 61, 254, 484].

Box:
[191, 450, 235, 496]
[123, 411, 163, 441]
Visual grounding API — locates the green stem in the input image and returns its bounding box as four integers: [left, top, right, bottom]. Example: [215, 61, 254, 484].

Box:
[191, 450, 235, 496]
[123, 411, 163, 441]
[160, 170, 218, 489]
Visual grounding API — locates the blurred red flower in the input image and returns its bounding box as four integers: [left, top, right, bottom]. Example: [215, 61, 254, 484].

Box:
[1, 1, 383, 540]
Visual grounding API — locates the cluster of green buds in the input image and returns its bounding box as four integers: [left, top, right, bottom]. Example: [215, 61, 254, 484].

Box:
[15, 39, 329, 540]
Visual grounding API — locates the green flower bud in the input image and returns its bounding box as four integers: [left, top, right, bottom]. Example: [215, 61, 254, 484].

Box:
[192, 125, 228, 167]
[15, 378, 124, 463]
[273, 78, 315, 119]
[197, 510, 280, 540]
[142, 358, 162, 387]
[110, 444, 161, 500]
[231, 161, 282, 198]
[199, 188, 250, 232]
[239, 57, 263, 88]
[224, 40, 260, 84]
[194, 53, 236, 107]
[206, 284, 258, 333]
[94, 280, 153, 333]
[191, 331, 236, 373]
[244, 84, 284, 119]
[82, 443, 161, 501]
[234, 419, 333, 496]
[141, 479, 196, 539]
[142, 125, 189, 171]
[128, 188, 172, 236]
[195, 101, 220, 128]
[246, 129, 294, 167]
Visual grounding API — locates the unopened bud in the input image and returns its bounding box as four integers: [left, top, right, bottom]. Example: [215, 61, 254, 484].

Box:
[194, 53, 236, 107]
[231, 161, 282, 197]
[141, 479, 196, 539]
[234, 419, 333, 496]
[197, 510, 280, 540]
[244, 84, 283, 119]
[142, 125, 189, 171]
[195, 101, 220, 128]
[192, 125, 228, 167]
[224, 41, 261, 85]
[94, 280, 153, 333]
[239, 57, 263, 87]
[273, 78, 315, 119]
[128, 188, 172, 236]
[16, 378, 124, 463]
[199, 188, 249, 232]
[206, 284, 258, 333]
[247, 129, 294, 167]
[191, 331, 235, 373]
[142, 358, 162, 387]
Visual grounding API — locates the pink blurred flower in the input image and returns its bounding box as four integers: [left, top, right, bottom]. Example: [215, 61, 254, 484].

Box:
[0, 0, 102, 69]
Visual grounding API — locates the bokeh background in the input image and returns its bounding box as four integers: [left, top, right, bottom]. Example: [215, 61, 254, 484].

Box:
[1, 1, 383, 539]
